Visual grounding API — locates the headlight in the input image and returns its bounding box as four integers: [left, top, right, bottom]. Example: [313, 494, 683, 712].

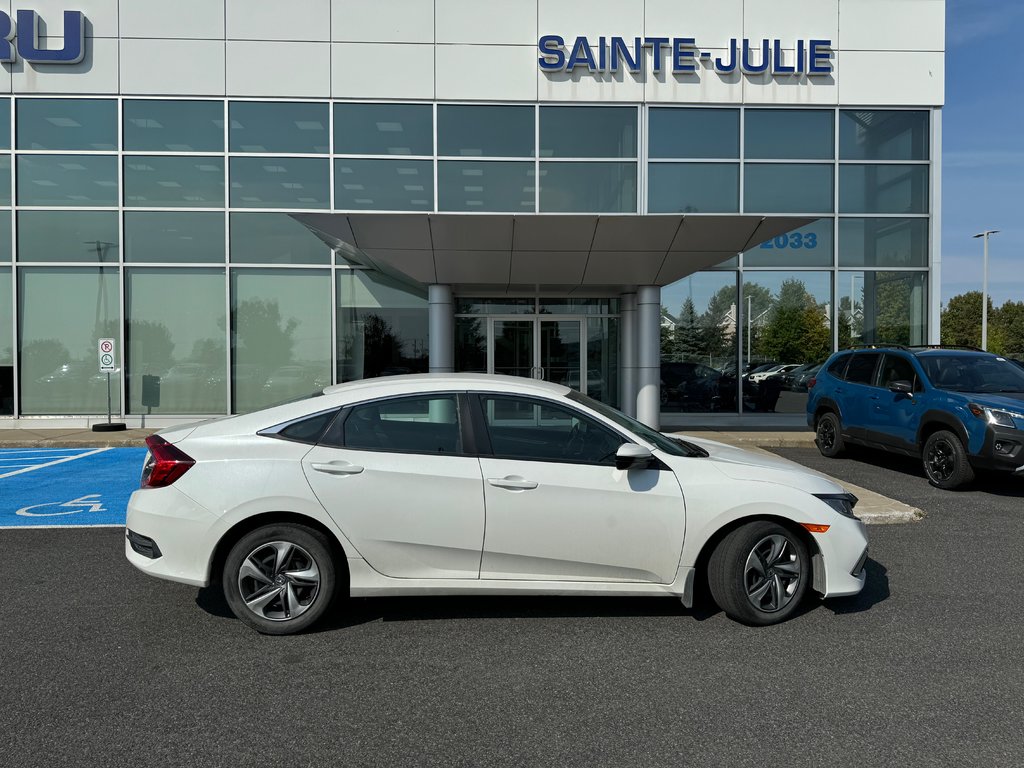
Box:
[815, 493, 859, 520]
[968, 403, 1023, 428]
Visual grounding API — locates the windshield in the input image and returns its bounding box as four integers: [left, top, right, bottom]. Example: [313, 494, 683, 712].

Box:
[567, 391, 707, 458]
[919, 355, 1024, 393]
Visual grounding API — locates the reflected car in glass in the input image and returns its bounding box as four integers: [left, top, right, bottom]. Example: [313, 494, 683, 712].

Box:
[127, 374, 868, 634]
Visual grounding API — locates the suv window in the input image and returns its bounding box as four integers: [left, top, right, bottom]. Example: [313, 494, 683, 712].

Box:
[827, 355, 851, 379]
[322, 395, 462, 454]
[479, 395, 623, 465]
[845, 353, 880, 385]
[879, 354, 920, 391]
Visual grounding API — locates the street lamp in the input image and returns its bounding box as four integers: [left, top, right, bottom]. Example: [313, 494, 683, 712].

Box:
[973, 230, 1000, 350]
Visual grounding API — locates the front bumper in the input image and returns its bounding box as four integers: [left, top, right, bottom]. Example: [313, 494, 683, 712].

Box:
[811, 514, 869, 598]
[969, 426, 1024, 473]
[124, 486, 219, 587]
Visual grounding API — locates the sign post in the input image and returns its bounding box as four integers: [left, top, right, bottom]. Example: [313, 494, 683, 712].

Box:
[93, 338, 126, 432]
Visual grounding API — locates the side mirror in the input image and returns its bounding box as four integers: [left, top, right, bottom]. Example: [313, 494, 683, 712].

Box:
[889, 380, 914, 395]
[616, 443, 654, 470]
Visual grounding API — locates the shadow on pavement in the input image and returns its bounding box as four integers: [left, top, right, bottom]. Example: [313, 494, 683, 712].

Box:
[839, 446, 1024, 498]
[825, 558, 889, 615]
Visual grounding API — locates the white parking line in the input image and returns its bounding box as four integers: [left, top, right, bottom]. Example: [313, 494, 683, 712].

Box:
[0, 447, 112, 480]
[0, 523, 124, 530]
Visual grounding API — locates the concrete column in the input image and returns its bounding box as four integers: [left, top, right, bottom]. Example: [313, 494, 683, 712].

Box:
[636, 285, 661, 430]
[619, 293, 637, 417]
[428, 284, 454, 373]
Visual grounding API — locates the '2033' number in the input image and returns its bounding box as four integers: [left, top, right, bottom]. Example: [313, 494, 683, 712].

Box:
[760, 232, 818, 250]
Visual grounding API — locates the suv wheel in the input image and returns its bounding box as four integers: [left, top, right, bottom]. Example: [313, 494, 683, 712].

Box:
[922, 430, 975, 490]
[223, 523, 338, 635]
[708, 521, 809, 626]
[815, 412, 845, 458]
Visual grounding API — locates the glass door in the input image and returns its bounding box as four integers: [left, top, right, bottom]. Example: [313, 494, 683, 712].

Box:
[488, 317, 585, 393]
[490, 319, 535, 379]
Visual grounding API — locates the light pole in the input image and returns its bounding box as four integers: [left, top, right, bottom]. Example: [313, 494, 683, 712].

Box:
[973, 230, 1000, 350]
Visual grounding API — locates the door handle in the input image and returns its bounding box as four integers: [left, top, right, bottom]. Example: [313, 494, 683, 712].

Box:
[311, 461, 364, 476]
[487, 476, 538, 491]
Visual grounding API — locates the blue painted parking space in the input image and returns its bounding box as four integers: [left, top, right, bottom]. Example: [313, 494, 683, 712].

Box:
[0, 447, 148, 528]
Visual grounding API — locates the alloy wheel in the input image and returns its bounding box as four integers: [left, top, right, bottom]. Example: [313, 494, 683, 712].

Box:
[237, 541, 321, 622]
[926, 438, 955, 481]
[817, 419, 836, 451]
[743, 534, 802, 613]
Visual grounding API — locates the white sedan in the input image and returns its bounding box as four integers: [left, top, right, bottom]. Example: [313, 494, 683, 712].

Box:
[125, 374, 868, 634]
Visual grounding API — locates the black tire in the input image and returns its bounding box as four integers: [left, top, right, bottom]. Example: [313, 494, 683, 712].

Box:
[708, 521, 810, 626]
[815, 411, 845, 458]
[223, 523, 338, 635]
[922, 430, 975, 490]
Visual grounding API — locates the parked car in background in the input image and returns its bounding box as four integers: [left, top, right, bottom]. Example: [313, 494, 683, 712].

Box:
[127, 373, 868, 634]
[808, 346, 1024, 489]
[749, 364, 800, 384]
[784, 362, 823, 392]
[660, 362, 723, 411]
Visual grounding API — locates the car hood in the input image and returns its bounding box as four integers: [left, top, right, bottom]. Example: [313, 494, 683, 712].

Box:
[666, 435, 846, 495]
[962, 393, 1024, 410]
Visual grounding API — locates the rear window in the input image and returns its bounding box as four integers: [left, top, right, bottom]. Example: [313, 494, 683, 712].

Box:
[845, 353, 880, 385]
[826, 355, 850, 379]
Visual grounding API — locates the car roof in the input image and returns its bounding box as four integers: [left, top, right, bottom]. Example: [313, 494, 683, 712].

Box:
[322, 372, 571, 398]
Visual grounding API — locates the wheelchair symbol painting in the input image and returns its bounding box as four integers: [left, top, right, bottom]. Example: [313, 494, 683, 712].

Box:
[16, 494, 106, 518]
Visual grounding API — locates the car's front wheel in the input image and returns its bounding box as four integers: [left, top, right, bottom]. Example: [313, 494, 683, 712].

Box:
[708, 521, 810, 626]
[922, 430, 975, 490]
[223, 523, 338, 635]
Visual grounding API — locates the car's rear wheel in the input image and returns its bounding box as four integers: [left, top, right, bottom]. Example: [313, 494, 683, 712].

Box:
[922, 430, 975, 490]
[708, 521, 809, 626]
[223, 523, 337, 635]
[815, 412, 845, 458]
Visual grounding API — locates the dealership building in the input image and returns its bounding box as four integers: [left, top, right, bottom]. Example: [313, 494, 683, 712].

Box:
[0, 0, 945, 428]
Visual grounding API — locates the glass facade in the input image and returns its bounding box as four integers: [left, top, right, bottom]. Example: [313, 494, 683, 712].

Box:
[0, 98, 933, 419]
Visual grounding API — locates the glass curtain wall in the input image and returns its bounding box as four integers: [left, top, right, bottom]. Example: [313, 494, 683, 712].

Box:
[657, 108, 931, 417]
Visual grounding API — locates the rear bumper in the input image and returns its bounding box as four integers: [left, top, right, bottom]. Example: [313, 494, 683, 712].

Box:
[124, 486, 218, 587]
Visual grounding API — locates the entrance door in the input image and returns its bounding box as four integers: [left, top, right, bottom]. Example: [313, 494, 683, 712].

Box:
[488, 317, 585, 394]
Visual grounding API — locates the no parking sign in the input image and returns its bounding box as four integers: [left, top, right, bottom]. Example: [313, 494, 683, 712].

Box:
[98, 338, 116, 372]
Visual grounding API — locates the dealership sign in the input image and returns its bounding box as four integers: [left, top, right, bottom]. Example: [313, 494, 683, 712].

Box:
[538, 36, 833, 77]
[0, 10, 86, 64]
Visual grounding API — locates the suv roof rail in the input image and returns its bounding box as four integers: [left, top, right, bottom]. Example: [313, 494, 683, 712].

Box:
[907, 345, 986, 352]
[843, 344, 911, 351]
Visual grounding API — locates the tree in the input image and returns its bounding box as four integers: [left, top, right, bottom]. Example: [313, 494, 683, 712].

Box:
[758, 279, 831, 364]
[994, 301, 1024, 354]
[232, 298, 298, 376]
[674, 297, 706, 361]
[940, 291, 1008, 352]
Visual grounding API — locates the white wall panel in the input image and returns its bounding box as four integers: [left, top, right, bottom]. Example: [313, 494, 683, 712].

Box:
[839, 50, 944, 105]
[227, 41, 331, 97]
[120, 0, 225, 40]
[436, 0, 537, 46]
[644, 57, 742, 104]
[540, 63, 645, 102]
[120, 39, 226, 96]
[644, 0, 744, 50]
[437, 45, 536, 101]
[743, 49, 839, 105]
[12, 0, 118, 38]
[538, 0, 643, 42]
[13, 37, 118, 93]
[332, 0, 434, 44]
[840, 0, 944, 51]
[332, 43, 434, 99]
[744, 0, 839, 43]
[228, 0, 330, 42]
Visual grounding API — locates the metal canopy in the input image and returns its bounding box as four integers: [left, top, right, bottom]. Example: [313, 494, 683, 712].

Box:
[294, 213, 813, 293]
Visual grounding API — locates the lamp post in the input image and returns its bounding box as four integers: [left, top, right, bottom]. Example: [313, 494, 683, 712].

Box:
[973, 230, 1000, 350]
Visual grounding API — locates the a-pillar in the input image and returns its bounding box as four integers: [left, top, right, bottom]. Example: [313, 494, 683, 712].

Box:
[428, 284, 454, 373]
[619, 293, 637, 417]
[636, 285, 661, 429]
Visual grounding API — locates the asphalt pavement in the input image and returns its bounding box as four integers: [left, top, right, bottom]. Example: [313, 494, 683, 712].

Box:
[2, 447, 1023, 767]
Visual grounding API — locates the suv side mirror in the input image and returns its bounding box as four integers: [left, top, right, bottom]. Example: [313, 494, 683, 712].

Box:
[615, 443, 654, 470]
[889, 380, 914, 396]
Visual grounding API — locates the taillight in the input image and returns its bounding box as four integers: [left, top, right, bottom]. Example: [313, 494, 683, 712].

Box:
[141, 435, 195, 488]
[807, 378, 817, 389]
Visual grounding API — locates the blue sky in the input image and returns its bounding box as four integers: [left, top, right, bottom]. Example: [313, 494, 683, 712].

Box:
[942, 0, 1024, 306]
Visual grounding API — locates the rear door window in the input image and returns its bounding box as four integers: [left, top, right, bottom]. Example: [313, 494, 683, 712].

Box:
[844, 353, 881, 385]
[321, 395, 463, 455]
[827, 355, 850, 379]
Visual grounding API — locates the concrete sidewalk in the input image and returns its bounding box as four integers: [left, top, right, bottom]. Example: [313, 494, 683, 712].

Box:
[0, 426, 923, 525]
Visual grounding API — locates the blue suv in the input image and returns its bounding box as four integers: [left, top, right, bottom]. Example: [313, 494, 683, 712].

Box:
[807, 346, 1024, 489]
